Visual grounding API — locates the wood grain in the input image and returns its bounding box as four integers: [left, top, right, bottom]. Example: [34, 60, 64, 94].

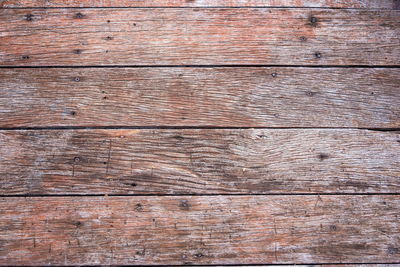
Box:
[0, 195, 399, 265]
[1, 129, 399, 195]
[1, 8, 399, 66]
[0, 0, 396, 8]
[1, 67, 399, 128]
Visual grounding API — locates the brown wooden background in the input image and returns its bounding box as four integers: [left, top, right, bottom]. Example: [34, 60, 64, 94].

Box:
[0, 0, 399, 265]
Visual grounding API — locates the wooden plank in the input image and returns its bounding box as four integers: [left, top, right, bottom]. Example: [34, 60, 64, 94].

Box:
[1, 67, 399, 128]
[1, 129, 399, 195]
[0, 195, 399, 265]
[0, 0, 396, 8]
[0, 8, 399, 66]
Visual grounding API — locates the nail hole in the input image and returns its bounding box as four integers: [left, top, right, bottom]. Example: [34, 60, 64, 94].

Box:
[306, 91, 316, 97]
[271, 73, 277, 78]
[74, 156, 81, 162]
[318, 153, 329, 161]
[22, 55, 30, 60]
[74, 49, 82, 54]
[315, 52, 322, 58]
[310, 17, 317, 24]
[74, 12, 85, 19]
[299, 36, 307, 42]
[70, 111, 76, 116]
[130, 183, 137, 187]
[135, 203, 143, 212]
[107, 20, 111, 23]
[25, 14, 34, 21]
[74, 77, 80, 82]
[179, 200, 190, 210]
[387, 247, 399, 255]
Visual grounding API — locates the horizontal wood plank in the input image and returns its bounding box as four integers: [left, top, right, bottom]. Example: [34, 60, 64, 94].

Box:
[0, 0, 396, 8]
[1, 129, 399, 195]
[0, 8, 399, 66]
[0, 195, 399, 265]
[1, 67, 399, 128]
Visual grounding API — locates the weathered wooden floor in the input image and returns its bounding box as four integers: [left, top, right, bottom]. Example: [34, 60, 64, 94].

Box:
[0, 0, 399, 266]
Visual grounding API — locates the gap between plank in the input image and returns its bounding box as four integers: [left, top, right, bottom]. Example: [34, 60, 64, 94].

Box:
[0, 65, 399, 69]
[0, 126, 399, 131]
[2, 193, 400, 198]
[1, 6, 396, 10]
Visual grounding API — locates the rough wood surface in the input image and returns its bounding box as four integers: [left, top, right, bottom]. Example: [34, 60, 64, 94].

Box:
[0, 0, 397, 8]
[1, 129, 399, 195]
[1, 67, 399, 128]
[0, 195, 399, 265]
[1, 8, 399, 66]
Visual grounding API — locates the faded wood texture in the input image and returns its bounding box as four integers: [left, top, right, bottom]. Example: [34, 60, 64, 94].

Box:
[0, 129, 399, 195]
[0, 0, 397, 8]
[1, 67, 399, 128]
[1, 8, 399, 66]
[0, 195, 399, 265]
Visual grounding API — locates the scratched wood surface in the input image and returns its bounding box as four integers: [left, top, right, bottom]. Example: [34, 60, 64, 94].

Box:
[0, 195, 399, 265]
[1, 8, 399, 66]
[1, 129, 399, 195]
[1, 0, 400, 266]
[1, 0, 397, 8]
[1, 67, 399, 128]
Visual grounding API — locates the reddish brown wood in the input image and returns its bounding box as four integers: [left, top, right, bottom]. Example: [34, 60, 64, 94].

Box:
[0, 195, 399, 265]
[1, 129, 399, 195]
[0, 0, 396, 8]
[1, 67, 399, 128]
[0, 8, 399, 66]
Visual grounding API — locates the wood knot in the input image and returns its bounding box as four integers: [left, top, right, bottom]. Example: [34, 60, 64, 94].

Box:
[74, 156, 81, 162]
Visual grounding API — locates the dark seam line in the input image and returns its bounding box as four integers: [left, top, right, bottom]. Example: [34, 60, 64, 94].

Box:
[1, 193, 400, 197]
[4, 264, 400, 267]
[0, 65, 399, 69]
[0, 6, 395, 10]
[78, 263, 400, 266]
[0, 126, 399, 131]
